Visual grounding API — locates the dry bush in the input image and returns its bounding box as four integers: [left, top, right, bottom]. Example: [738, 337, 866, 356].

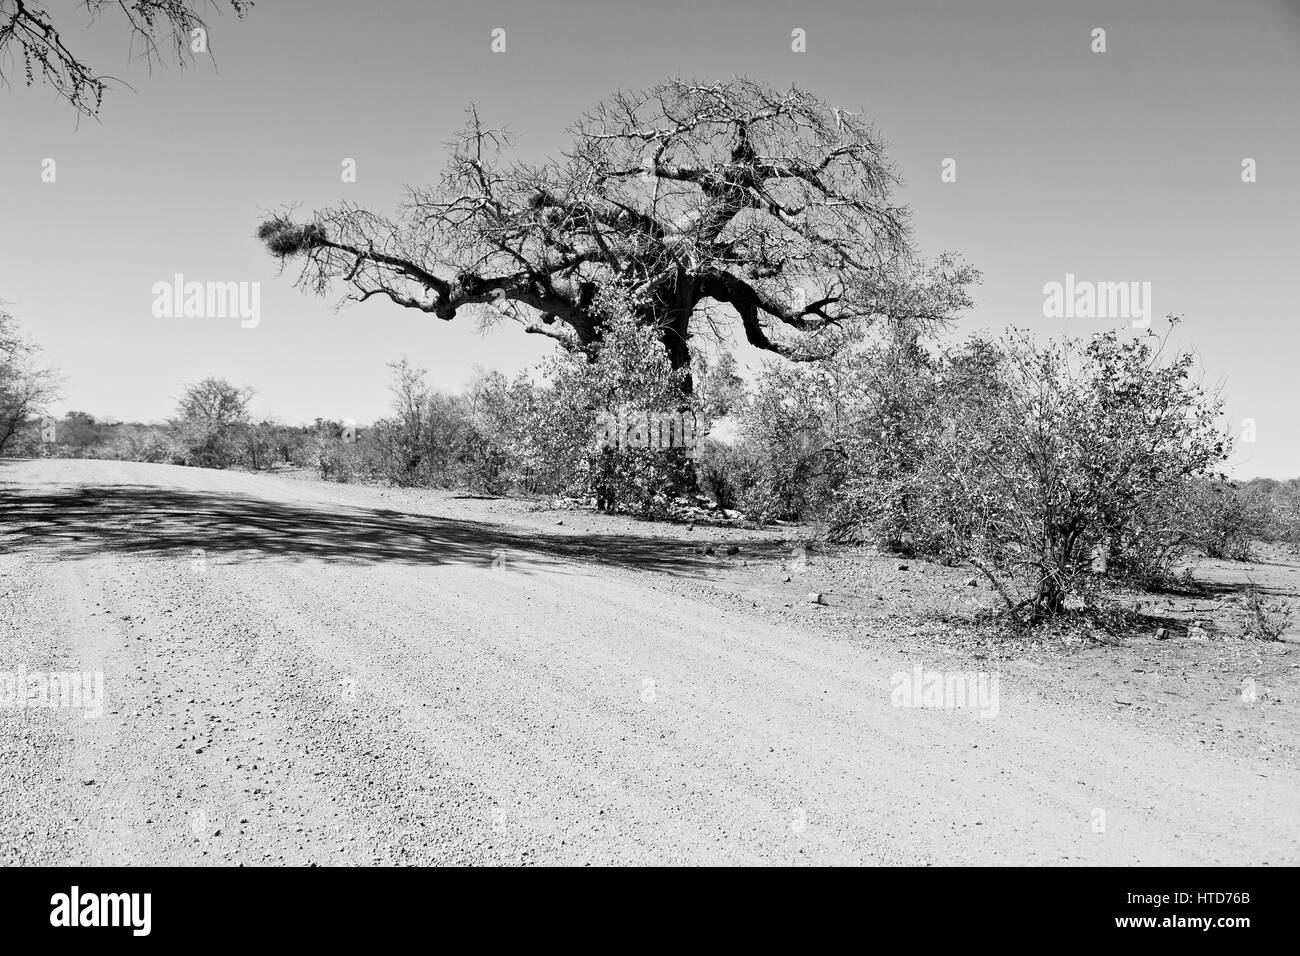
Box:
[1238, 588, 1292, 641]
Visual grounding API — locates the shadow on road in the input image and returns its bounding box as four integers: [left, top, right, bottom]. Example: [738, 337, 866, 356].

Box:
[0, 483, 715, 575]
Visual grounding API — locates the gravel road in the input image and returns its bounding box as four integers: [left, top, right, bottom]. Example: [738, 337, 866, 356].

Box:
[2, 458, 1296, 865]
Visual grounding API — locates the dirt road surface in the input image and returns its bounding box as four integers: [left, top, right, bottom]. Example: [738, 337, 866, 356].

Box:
[2, 459, 1296, 865]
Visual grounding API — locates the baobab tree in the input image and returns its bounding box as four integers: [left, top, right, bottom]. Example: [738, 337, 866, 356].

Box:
[258, 77, 977, 392]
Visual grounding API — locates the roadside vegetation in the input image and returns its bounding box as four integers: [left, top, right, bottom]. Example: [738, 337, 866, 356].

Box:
[4, 75, 1296, 631]
[9, 307, 1297, 632]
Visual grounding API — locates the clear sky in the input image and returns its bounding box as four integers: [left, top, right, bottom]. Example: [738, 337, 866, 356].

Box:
[2, 0, 1297, 475]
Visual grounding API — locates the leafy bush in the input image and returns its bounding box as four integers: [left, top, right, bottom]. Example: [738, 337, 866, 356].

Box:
[697, 436, 755, 512]
[171, 378, 253, 469]
[838, 329, 1227, 619]
[538, 296, 699, 515]
[728, 360, 843, 523]
[1183, 480, 1270, 561]
[0, 307, 59, 455]
[314, 436, 362, 482]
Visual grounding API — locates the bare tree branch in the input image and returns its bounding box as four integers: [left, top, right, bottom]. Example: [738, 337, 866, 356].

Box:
[0, 0, 251, 116]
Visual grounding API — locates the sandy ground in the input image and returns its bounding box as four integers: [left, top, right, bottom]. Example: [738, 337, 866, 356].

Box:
[1, 458, 1297, 865]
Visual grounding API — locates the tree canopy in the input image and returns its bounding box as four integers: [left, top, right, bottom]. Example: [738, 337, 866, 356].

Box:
[0, 305, 58, 453]
[259, 77, 978, 392]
